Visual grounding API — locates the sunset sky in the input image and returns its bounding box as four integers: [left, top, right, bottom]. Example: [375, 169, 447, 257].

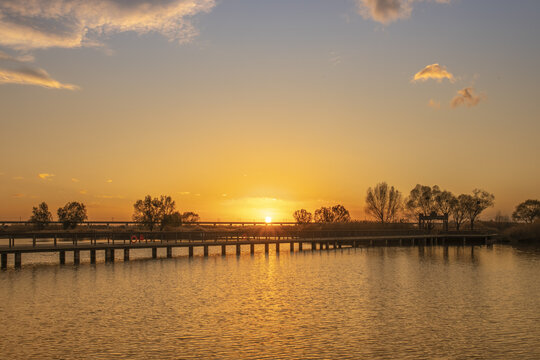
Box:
[1, 0, 539, 221]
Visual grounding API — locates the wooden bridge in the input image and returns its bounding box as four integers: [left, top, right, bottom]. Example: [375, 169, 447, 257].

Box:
[0, 230, 497, 269]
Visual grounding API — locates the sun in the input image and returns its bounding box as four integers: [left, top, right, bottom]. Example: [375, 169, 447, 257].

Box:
[265, 216, 272, 223]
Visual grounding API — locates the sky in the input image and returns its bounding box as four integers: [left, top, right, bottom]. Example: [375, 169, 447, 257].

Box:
[1, 0, 539, 221]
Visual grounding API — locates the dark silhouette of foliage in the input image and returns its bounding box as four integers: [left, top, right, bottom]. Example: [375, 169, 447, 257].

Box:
[181, 211, 200, 223]
[29, 202, 52, 230]
[314, 205, 350, 223]
[405, 184, 439, 218]
[57, 202, 88, 229]
[365, 182, 402, 223]
[460, 189, 495, 230]
[293, 209, 312, 224]
[512, 199, 540, 223]
[449, 195, 467, 230]
[434, 188, 454, 215]
[132, 195, 176, 230]
[162, 211, 182, 228]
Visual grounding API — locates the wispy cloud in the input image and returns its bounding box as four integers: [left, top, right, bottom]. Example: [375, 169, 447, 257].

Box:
[428, 99, 441, 109]
[71, 178, 80, 182]
[356, 0, 449, 24]
[12, 193, 25, 198]
[178, 191, 191, 195]
[38, 173, 55, 180]
[106, 179, 113, 183]
[0, 0, 216, 50]
[451, 87, 484, 108]
[0, 67, 78, 89]
[12, 176, 23, 180]
[79, 190, 88, 195]
[413, 63, 454, 83]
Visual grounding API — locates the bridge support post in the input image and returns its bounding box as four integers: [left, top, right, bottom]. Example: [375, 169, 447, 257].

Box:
[73, 250, 80, 265]
[338, 243, 341, 249]
[399, 239, 402, 246]
[312, 242, 317, 251]
[275, 243, 280, 253]
[299, 242, 303, 251]
[124, 248, 129, 261]
[189, 246, 194, 257]
[333, 241, 337, 249]
[14, 252, 21, 269]
[290, 242, 294, 252]
[264, 243, 269, 254]
[250, 243, 255, 254]
[167, 246, 172, 258]
[152, 247, 157, 259]
[369, 239, 373, 247]
[110, 249, 115, 262]
[463, 237, 466, 246]
[236, 244, 241, 255]
[352, 241, 356, 248]
[222, 245, 227, 256]
[1, 253, 7, 269]
[90, 249, 96, 264]
[326, 242, 330, 250]
[204, 245, 209, 257]
[59, 251, 66, 265]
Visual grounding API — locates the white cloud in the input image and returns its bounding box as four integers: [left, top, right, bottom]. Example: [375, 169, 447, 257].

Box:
[451, 87, 484, 108]
[428, 99, 441, 109]
[413, 63, 454, 83]
[356, 0, 449, 24]
[0, 0, 216, 50]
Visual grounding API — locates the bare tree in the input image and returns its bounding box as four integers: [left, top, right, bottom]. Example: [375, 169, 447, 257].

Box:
[405, 184, 438, 218]
[449, 195, 467, 231]
[314, 207, 334, 223]
[181, 212, 200, 223]
[293, 209, 312, 224]
[29, 202, 52, 230]
[461, 189, 495, 230]
[365, 182, 402, 223]
[433, 187, 454, 215]
[331, 205, 351, 223]
[512, 200, 540, 223]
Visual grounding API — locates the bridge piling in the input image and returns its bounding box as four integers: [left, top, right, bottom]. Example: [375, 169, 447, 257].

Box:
[73, 250, 80, 265]
[299, 242, 303, 251]
[264, 243, 269, 253]
[236, 244, 241, 255]
[124, 248, 129, 261]
[14, 252, 21, 269]
[110, 249, 115, 262]
[276, 243, 280, 253]
[189, 246, 194, 257]
[1, 253, 7, 269]
[166, 246, 172, 258]
[152, 247, 157, 259]
[204, 245, 209, 257]
[290, 242, 294, 252]
[222, 245, 226, 256]
[59, 251, 66, 265]
[90, 249, 96, 264]
[250, 243, 255, 254]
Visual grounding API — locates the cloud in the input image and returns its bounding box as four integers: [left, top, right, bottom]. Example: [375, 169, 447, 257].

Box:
[71, 178, 80, 182]
[79, 189, 88, 194]
[451, 87, 483, 108]
[0, 0, 216, 50]
[12, 193, 26, 198]
[106, 179, 113, 183]
[178, 191, 191, 195]
[12, 176, 23, 180]
[356, 0, 449, 24]
[428, 99, 441, 109]
[0, 66, 79, 89]
[413, 63, 454, 83]
[38, 173, 55, 180]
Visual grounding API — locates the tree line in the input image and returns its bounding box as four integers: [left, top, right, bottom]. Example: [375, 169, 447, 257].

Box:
[27, 195, 199, 230]
[293, 183, 540, 230]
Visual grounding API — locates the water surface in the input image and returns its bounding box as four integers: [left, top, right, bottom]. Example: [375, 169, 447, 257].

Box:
[1, 245, 539, 359]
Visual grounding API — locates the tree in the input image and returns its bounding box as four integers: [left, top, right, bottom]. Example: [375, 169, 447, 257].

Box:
[314, 207, 334, 223]
[314, 205, 351, 223]
[132, 195, 176, 230]
[57, 202, 88, 229]
[405, 184, 438, 218]
[331, 205, 351, 223]
[29, 202, 52, 230]
[365, 182, 402, 223]
[460, 189, 495, 230]
[181, 212, 200, 223]
[449, 195, 467, 231]
[433, 188, 454, 216]
[512, 200, 540, 223]
[293, 209, 312, 224]
[162, 211, 182, 228]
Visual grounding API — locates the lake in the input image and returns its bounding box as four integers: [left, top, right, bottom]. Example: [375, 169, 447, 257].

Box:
[1, 244, 539, 359]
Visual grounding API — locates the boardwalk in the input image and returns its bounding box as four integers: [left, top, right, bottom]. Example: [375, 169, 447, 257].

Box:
[0, 230, 497, 269]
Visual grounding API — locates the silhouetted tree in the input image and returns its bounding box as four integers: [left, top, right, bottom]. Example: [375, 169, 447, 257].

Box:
[293, 209, 312, 224]
[433, 187, 454, 216]
[512, 199, 540, 223]
[57, 202, 87, 229]
[181, 212, 200, 223]
[449, 195, 467, 231]
[29, 202, 52, 230]
[406, 184, 438, 218]
[461, 189, 495, 230]
[314, 207, 334, 223]
[133, 195, 176, 230]
[162, 211, 182, 228]
[331, 205, 351, 223]
[365, 182, 402, 223]
[314, 205, 351, 223]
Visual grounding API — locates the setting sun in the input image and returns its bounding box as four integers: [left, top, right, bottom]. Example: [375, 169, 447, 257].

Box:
[265, 216, 272, 223]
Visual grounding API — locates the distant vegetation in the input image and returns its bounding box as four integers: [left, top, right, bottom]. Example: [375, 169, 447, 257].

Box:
[132, 195, 200, 230]
[294, 205, 351, 224]
[57, 202, 88, 229]
[29, 202, 52, 230]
